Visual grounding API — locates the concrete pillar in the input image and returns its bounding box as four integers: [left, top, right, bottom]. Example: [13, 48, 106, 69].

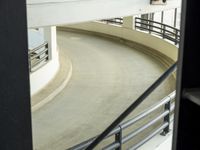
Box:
[122, 16, 135, 30]
[43, 26, 57, 59]
[30, 26, 59, 95]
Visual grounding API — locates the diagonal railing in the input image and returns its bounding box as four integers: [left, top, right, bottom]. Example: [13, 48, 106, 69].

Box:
[68, 62, 177, 150]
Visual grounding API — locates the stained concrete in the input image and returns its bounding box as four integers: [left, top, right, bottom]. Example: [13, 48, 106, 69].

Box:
[32, 30, 175, 150]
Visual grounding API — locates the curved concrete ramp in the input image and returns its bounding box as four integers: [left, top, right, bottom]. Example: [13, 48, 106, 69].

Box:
[32, 30, 175, 150]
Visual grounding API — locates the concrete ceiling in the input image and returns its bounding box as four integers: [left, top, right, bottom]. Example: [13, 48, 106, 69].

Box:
[27, 0, 181, 28]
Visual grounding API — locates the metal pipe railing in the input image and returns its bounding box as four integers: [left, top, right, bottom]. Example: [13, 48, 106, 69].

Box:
[136, 17, 178, 30]
[68, 79, 176, 150]
[103, 110, 169, 150]
[85, 63, 177, 149]
[99, 17, 180, 45]
[68, 91, 176, 150]
[28, 42, 49, 72]
[101, 18, 123, 25]
[135, 17, 180, 45]
[122, 110, 169, 144]
[128, 123, 169, 150]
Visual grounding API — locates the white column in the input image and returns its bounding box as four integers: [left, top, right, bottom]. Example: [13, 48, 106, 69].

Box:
[122, 16, 135, 30]
[30, 26, 60, 95]
[43, 26, 57, 60]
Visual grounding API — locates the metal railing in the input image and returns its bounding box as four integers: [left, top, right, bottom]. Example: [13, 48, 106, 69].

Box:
[68, 63, 177, 150]
[28, 42, 49, 72]
[101, 18, 123, 25]
[135, 17, 180, 45]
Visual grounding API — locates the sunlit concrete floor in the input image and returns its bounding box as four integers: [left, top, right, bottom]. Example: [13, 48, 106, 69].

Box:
[32, 30, 175, 150]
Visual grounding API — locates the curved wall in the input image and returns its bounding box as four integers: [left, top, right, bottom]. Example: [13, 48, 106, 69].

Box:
[60, 21, 178, 62]
[30, 27, 60, 95]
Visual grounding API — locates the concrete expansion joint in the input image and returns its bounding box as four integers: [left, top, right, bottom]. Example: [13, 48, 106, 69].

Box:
[32, 47, 73, 112]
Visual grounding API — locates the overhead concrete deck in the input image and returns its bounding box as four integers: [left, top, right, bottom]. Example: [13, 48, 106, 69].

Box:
[27, 0, 181, 28]
[32, 30, 175, 150]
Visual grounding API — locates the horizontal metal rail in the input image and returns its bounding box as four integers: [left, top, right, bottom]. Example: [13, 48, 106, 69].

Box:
[135, 21, 179, 33]
[135, 17, 180, 45]
[31, 48, 48, 60]
[135, 23, 180, 37]
[120, 95, 172, 129]
[31, 55, 48, 68]
[28, 42, 49, 72]
[136, 17, 178, 30]
[122, 110, 169, 144]
[135, 26, 179, 44]
[103, 111, 170, 150]
[128, 123, 169, 150]
[101, 18, 123, 25]
[28, 42, 48, 53]
[68, 90, 176, 150]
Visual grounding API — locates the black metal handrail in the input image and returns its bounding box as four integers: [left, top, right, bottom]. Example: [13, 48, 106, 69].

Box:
[68, 63, 177, 150]
[68, 92, 175, 150]
[135, 17, 180, 45]
[101, 18, 123, 25]
[68, 93, 175, 150]
[28, 42, 49, 72]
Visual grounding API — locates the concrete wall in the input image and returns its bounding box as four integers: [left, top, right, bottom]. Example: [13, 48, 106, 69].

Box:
[61, 21, 178, 62]
[30, 26, 60, 95]
[27, 0, 181, 28]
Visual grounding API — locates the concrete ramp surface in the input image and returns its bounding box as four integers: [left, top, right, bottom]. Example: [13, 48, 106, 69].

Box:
[32, 30, 174, 150]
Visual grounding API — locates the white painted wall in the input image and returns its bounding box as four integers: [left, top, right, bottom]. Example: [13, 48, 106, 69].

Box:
[30, 26, 60, 95]
[27, 0, 181, 28]
[63, 21, 178, 61]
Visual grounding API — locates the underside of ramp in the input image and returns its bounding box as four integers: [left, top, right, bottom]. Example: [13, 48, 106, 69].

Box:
[27, 0, 181, 28]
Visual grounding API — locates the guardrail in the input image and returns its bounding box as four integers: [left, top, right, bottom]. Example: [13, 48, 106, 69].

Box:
[68, 92, 175, 150]
[68, 62, 177, 150]
[135, 17, 180, 45]
[101, 18, 123, 25]
[28, 42, 49, 72]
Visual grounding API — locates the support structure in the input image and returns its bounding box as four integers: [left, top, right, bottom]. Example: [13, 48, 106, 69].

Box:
[43, 26, 57, 60]
[0, 0, 33, 149]
[173, 0, 200, 150]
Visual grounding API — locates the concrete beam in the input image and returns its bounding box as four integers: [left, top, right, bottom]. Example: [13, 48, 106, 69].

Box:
[27, 0, 181, 28]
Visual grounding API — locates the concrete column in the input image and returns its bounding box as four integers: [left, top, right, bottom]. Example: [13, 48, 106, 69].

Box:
[30, 26, 60, 95]
[122, 16, 136, 30]
[43, 26, 57, 59]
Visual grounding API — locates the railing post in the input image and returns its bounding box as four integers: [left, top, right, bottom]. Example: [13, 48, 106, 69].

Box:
[175, 30, 178, 45]
[46, 43, 49, 61]
[162, 25, 166, 39]
[148, 20, 151, 34]
[115, 126, 122, 150]
[161, 97, 171, 136]
[135, 18, 138, 31]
